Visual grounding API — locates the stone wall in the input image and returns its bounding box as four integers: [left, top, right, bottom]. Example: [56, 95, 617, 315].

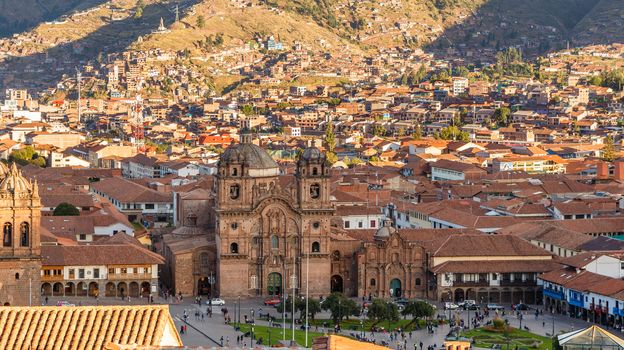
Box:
[0, 260, 41, 306]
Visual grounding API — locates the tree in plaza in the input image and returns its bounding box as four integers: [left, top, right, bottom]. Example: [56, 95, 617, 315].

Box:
[367, 299, 400, 323]
[276, 296, 300, 319]
[321, 292, 360, 323]
[402, 300, 435, 322]
[602, 136, 617, 162]
[297, 298, 322, 320]
[53, 203, 80, 216]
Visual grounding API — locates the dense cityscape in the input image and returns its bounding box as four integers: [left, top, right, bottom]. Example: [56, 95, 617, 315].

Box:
[0, 0, 624, 349]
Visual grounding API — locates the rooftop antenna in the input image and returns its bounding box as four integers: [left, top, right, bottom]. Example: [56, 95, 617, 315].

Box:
[76, 68, 82, 125]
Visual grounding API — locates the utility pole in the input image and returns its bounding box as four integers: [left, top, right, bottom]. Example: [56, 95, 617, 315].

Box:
[291, 268, 296, 342]
[76, 69, 82, 125]
[305, 236, 310, 347]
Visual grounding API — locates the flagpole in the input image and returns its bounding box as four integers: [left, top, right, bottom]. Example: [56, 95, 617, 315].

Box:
[305, 243, 309, 347]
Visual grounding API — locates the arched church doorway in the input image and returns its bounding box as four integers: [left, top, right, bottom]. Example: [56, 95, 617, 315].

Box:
[198, 277, 210, 296]
[268, 272, 282, 296]
[390, 278, 402, 298]
[330, 275, 344, 293]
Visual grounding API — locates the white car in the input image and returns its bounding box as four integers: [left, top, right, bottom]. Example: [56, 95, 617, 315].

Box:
[444, 302, 459, 310]
[206, 298, 225, 306]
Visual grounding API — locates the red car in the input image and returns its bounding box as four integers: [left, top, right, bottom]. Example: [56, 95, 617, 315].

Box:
[264, 297, 281, 306]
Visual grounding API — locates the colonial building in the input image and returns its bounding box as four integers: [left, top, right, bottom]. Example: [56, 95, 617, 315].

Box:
[0, 163, 42, 306]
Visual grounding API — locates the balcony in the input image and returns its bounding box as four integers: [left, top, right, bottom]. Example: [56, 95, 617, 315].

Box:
[499, 279, 537, 287]
[108, 273, 153, 281]
[543, 287, 564, 300]
[41, 275, 64, 282]
[453, 280, 490, 287]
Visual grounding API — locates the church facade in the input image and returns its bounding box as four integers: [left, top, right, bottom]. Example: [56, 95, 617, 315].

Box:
[215, 134, 334, 298]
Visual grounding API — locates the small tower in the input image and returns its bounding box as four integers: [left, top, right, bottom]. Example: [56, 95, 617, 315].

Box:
[0, 163, 42, 306]
[296, 147, 331, 209]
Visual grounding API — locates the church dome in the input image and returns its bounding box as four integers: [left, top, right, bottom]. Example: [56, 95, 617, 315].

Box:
[220, 143, 279, 170]
[300, 147, 326, 163]
[374, 219, 396, 240]
[0, 163, 32, 193]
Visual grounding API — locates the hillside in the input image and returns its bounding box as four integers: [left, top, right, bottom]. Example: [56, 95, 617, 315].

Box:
[0, 0, 105, 36]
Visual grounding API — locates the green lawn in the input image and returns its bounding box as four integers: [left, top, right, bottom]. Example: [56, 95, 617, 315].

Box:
[260, 317, 427, 332]
[462, 327, 552, 350]
[236, 324, 325, 347]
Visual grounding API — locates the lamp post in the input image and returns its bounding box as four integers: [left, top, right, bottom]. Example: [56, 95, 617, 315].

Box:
[250, 324, 254, 350]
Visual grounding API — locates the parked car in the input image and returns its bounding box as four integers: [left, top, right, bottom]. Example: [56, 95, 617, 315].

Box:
[56, 301, 75, 307]
[461, 300, 478, 310]
[395, 298, 410, 306]
[487, 303, 505, 310]
[206, 298, 225, 306]
[444, 302, 459, 310]
[514, 303, 530, 310]
[264, 297, 281, 306]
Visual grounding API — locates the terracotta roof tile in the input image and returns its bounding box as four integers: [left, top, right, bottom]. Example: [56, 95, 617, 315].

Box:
[0, 305, 181, 349]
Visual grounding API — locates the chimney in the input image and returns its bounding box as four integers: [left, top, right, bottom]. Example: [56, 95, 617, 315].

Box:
[615, 161, 624, 181]
[597, 161, 609, 180]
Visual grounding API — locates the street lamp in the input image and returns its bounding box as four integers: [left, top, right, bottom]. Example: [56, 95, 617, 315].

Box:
[360, 319, 364, 338]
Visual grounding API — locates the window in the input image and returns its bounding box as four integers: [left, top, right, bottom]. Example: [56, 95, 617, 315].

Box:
[312, 242, 320, 253]
[331, 250, 341, 261]
[344, 221, 350, 229]
[69, 269, 75, 278]
[79, 234, 87, 241]
[20, 222, 29, 247]
[232, 167, 238, 176]
[231, 222, 238, 230]
[312, 167, 318, 176]
[358, 221, 363, 228]
[370, 220, 376, 228]
[108, 268, 115, 275]
[121, 268, 127, 274]
[93, 268, 100, 279]
[200, 252, 210, 267]
[310, 184, 320, 199]
[312, 221, 320, 229]
[230, 185, 240, 199]
[145, 203, 155, 210]
[370, 278, 376, 286]
[78, 269, 85, 279]
[3, 222, 12, 247]
[15, 273, 19, 280]
[415, 278, 421, 286]
[230, 242, 239, 254]
[271, 235, 279, 249]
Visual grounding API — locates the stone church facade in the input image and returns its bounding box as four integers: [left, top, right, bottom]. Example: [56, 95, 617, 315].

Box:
[0, 163, 42, 306]
[215, 134, 334, 298]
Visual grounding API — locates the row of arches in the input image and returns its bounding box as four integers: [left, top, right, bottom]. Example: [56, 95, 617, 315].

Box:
[41, 281, 152, 298]
[442, 287, 542, 304]
[2, 222, 29, 247]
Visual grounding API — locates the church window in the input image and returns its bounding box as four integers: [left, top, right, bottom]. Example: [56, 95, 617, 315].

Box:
[230, 243, 239, 254]
[15, 273, 19, 280]
[310, 184, 320, 199]
[200, 253, 210, 266]
[312, 221, 320, 229]
[3, 222, 12, 247]
[415, 278, 421, 286]
[20, 222, 29, 247]
[331, 250, 341, 261]
[271, 235, 279, 249]
[232, 167, 238, 176]
[312, 241, 320, 253]
[231, 222, 238, 230]
[230, 184, 240, 199]
[312, 167, 318, 176]
[370, 278, 376, 286]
